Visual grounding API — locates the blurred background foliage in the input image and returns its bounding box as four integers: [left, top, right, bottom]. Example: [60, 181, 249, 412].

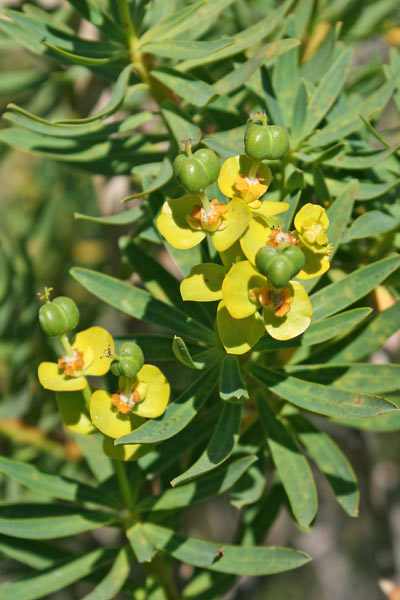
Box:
[0, 0, 399, 598]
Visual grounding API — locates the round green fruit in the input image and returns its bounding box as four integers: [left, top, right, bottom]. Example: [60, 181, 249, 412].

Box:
[38, 296, 79, 337]
[245, 123, 289, 161]
[173, 148, 220, 193]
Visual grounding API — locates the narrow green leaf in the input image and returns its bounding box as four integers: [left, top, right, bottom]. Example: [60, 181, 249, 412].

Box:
[238, 482, 286, 546]
[247, 364, 395, 418]
[75, 206, 147, 226]
[139, 456, 256, 512]
[300, 26, 336, 83]
[142, 523, 311, 575]
[324, 302, 400, 363]
[325, 146, 398, 170]
[203, 125, 245, 157]
[214, 39, 300, 96]
[310, 256, 400, 321]
[67, 0, 125, 43]
[219, 355, 249, 403]
[309, 75, 400, 147]
[71, 433, 113, 484]
[0, 70, 46, 93]
[140, 0, 207, 44]
[312, 164, 331, 206]
[0, 504, 116, 540]
[347, 210, 398, 240]
[142, 523, 220, 568]
[177, 0, 294, 71]
[82, 547, 131, 600]
[272, 16, 299, 128]
[0, 535, 74, 570]
[172, 336, 217, 369]
[332, 412, 400, 432]
[256, 396, 317, 527]
[293, 0, 313, 37]
[283, 363, 400, 394]
[161, 100, 201, 147]
[170, 402, 242, 487]
[0, 457, 119, 509]
[124, 159, 173, 200]
[279, 190, 301, 231]
[246, 67, 285, 128]
[42, 41, 128, 66]
[0, 548, 116, 600]
[302, 48, 352, 139]
[255, 307, 372, 352]
[116, 365, 220, 444]
[138, 404, 222, 478]
[151, 68, 219, 107]
[287, 414, 359, 517]
[70, 267, 216, 345]
[142, 39, 232, 60]
[55, 65, 133, 124]
[327, 177, 400, 201]
[230, 463, 266, 510]
[127, 523, 156, 563]
[291, 79, 308, 143]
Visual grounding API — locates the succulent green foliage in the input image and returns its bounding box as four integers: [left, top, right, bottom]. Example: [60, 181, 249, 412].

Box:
[1, 0, 400, 598]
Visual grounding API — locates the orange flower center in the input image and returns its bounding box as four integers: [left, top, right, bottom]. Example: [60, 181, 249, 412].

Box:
[187, 199, 228, 232]
[234, 173, 267, 201]
[111, 389, 141, 414]
[250, 285, 294, 318]
[58, 349, 84, 376]
[268, 228, 297, 248]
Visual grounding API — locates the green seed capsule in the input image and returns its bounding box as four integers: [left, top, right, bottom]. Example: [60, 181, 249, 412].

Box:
[38, 296, 79, 337]
[255, 246, 279, 276]
[173, 148, 220, 193]
[282, 245, 305, 275]
[245, 122, 289, 161]
[267, 257, 293, 288]
[113, 342, 145, 378]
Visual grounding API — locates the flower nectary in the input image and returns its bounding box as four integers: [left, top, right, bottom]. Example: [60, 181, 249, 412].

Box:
[58, 348, 84, 376]
[186, 198, 228, 233]
[249, 285, 294, 318]
[218, 154, 272, 205]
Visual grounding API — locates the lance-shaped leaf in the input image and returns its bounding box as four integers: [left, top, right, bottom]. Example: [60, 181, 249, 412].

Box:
[333, 412, 400, 433]
[214, 39, 300, 96]
[138, 403, 222, 479]
[142, 523, 311, 575]
[123, 159, 173, 201]
[347, 210, 398, 240]
[220, 355, 249, 404]
[238, 482, 286, 546]
[0, 536, 75, 570]
[247, 364, 395, 418]
[287, 414, 359, 517]
[327, 178, 400, 201]
[41, 41, 128, 67]
[291, 79, 308, 143]
[140, 0, 207, 43]
[325, 146, 398, 170]
[230, 462, 266, 510]
[301, 48, 352, 139]
[0, 548, 117, 600]
[138, 456, 256, 512]
[151, 68, 219, 107]
[0, 504, 116, 539]
[116, 365, 220, 445]
[70, 267, 216, 345]
[323, 301, 400, 363]
[82, 547, 131, 600]
[127, 522, 156, 563]
[256, 396, 317, 527]
[310, 256, 400, 322]
[203, 126, 246, 157]
[279, 190, 301, 231]
[177, 0, 294, 70]
[170, 402, 242, 486]
[309, 74, 400, 147]
[161, 100, 201, 147]
[141, 39, 232, 60]
[0, 457, 119, 509]
[283, 363, 400, 394]
[272, 16, 299, 128]
[75, 206, 146, 226]
[172, 337, 221, 370]
[67, 0, 125, 43]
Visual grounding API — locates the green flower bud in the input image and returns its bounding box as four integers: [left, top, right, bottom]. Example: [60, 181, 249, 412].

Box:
[38, 296, 79, 337]
[111, 342, 145, 379]
[173, 148, 220, 193]
[245, 122, 289, 161]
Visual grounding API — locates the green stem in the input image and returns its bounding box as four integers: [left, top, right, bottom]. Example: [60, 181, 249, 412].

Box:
[60, 334, 74, 357]
[199, 190, 211, 213]
[248, 159, 261, 181]
[114, 459, 135, 513]
[124, 378, 133, 398]
[81, 382, 91, 409]
[146, 556, 180, 600]
[117, 0, 138, 57]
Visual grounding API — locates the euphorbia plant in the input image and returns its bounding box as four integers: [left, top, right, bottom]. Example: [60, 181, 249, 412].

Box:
[0, 1, 399, 599]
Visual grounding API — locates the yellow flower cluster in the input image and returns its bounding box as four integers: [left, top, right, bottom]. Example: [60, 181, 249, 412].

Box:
[158, 153, 332, 355]
[38, 327, 169, 460]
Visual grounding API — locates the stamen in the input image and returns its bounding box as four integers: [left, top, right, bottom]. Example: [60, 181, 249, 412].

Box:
[58, 349, 84, 376]
[111, 389, 141, 414]
[268, 228, 297, 248]
[186, 199, 227, 233]
[234, 173, 267, 202]
[249, 285, 294, 318]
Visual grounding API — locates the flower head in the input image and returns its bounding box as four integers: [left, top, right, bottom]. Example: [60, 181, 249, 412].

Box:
[294, 203, 332, 255]
[218, 155, 271, 206]
[38, 327, 114, 392]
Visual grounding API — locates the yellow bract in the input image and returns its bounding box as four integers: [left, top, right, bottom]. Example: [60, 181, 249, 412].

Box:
[217, 301, 265, 355]
[180, 263, 225, 302]
[294, 203, 330, 254]
[102, 436, 153, 462]
[157, 194, 206, 250]
[251, 200, 289, 220]
[296, 246, 330, 280]
[218, 155, 271, 203]
[263, 281, 312, 340]
[38, 327, 114, 392]
[240, 217, 272, 265]
[222, 260, 268, 319]
[212, 197, 251, 252]
[56, 388, 96, 435]
[90, 389, 146, 439]
[118, 365, 170, 419]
